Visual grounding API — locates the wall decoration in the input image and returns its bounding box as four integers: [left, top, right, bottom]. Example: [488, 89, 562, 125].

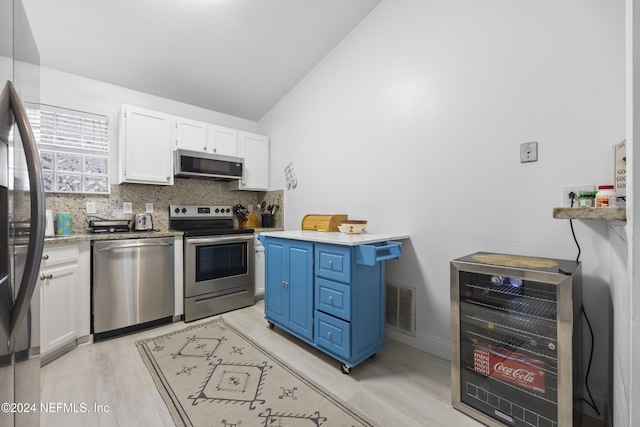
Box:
[284, 162, 297, 189]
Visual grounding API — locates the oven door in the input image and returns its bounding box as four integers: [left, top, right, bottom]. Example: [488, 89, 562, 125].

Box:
[184, 234, 254, 298]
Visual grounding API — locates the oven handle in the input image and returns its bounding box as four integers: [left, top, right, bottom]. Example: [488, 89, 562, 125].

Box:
[95, 241, 174, 252]
[186, 234, 255, 245]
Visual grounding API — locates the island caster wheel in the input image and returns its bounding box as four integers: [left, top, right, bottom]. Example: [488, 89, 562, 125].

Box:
[267, 321, 275, 329]
[341, 364, 351, 375]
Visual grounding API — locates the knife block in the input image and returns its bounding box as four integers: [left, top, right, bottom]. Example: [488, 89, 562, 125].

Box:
[241, 212, 262, 228]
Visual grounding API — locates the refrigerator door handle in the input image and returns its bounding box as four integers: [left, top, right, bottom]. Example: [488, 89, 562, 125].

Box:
[1, 81, 46, 341]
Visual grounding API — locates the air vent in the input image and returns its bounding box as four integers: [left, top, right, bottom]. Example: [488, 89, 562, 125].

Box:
[385, 282, 415, 336]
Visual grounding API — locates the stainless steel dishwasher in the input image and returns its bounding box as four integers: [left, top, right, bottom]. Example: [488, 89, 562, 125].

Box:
[92, 237, 174, 339]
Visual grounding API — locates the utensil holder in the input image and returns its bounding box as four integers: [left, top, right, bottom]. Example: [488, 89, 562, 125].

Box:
[261, 214, 274, 228]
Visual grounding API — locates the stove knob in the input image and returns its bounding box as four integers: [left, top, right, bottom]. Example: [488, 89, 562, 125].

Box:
[174, 208, 180, 214]
[181, 208, 187, 213]
[226, 208, 230, 213]
[215, 208, 220, 213]
[109, 227, 115, 233]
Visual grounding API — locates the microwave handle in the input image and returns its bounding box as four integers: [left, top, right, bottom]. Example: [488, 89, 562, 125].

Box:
[187, 234, 254, 245]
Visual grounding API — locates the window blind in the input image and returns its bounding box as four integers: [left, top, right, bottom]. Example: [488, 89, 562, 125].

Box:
[27, 104, 110, 194]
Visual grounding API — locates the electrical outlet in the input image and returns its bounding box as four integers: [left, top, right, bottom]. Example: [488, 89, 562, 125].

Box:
[86, 201, 96, 214]
[123, 201, 132, 214]
[561, 185, 595, 207]
[146, 203, 153, 213]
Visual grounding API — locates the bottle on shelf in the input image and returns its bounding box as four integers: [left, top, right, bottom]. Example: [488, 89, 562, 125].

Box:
[595, 185, 616, 207]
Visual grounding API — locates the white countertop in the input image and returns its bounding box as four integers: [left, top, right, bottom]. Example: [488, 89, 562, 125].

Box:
[258, 230, 410, 246]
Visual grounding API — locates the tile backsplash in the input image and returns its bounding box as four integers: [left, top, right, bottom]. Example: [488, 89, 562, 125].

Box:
[45, 178, 283, 233]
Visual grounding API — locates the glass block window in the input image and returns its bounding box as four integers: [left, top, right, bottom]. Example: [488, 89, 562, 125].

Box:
[28, 104, 110, 194]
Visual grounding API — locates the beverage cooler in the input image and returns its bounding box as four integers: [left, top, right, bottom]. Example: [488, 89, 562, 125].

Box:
[450, 252, 582, 427]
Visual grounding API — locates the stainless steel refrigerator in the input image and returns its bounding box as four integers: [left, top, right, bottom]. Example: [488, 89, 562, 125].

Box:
[1, 0, 43, 426]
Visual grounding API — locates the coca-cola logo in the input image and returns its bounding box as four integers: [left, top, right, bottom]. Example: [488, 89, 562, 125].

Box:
[494, 362, 538, 383]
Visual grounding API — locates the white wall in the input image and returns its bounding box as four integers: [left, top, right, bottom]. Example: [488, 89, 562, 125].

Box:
[260, 0, 625, 419]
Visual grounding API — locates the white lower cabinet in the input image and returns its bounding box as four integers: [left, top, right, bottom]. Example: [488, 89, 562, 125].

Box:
[40, 241, 90, 356]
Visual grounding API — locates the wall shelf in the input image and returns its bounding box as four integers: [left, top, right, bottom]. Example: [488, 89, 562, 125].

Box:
[552, 207, 626, 221]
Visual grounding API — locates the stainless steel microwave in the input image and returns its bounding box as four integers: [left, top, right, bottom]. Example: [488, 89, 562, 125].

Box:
[174, 149, 243, 181]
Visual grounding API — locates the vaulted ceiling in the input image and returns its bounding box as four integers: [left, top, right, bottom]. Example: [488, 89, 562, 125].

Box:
[21, 0, 382, 121]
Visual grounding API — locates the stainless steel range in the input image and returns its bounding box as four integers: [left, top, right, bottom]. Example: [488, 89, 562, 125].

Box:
[170, 205, 255, 322]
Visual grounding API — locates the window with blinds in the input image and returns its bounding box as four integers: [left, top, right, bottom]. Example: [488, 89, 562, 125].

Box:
[27, 104, 110, 194]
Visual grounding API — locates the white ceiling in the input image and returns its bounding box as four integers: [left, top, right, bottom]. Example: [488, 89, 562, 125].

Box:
[21, 0, 382, 121]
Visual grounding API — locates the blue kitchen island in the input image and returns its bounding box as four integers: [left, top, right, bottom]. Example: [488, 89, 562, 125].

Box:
[258, 230, 408, 373]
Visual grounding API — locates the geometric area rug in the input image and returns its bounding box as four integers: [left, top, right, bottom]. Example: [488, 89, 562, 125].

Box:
[136, 317, 379, 427]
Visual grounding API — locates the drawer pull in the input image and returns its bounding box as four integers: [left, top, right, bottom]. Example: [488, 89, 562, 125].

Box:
[327, 331, 332, 338]
[41, 254, 49, 260]
[328, 296, 333, 302]
[328, 260, 333, 267]
[40, 273, 53, 280]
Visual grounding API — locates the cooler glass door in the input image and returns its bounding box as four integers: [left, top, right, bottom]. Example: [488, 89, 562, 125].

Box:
[457, 271, 559, 427]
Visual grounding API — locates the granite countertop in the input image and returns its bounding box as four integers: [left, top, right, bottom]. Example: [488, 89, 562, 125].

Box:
[258, 230, 410, 246]
[44, 230, 184, 244]
[43, 227, 284, 244]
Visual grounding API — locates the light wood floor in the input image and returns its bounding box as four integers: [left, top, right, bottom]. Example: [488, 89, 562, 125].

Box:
[39, 300, 530, 426]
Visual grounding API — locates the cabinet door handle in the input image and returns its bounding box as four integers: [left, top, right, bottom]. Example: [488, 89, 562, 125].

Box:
[41, 254, 49, 260]
[40, 273, 53, 281]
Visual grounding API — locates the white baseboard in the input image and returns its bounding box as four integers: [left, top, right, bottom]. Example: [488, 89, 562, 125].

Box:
[385, 327, 451, 361]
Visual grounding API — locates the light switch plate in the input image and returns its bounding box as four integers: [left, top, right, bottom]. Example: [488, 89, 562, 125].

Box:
[146, 203, 153, 213]
[520, 141, 538, 163]
[123, 202, 132, 214]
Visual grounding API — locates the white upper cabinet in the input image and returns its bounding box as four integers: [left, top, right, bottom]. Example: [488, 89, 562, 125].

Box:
[206, 124, 238, 156]
[230, 131, 269, 191]
[173, 117, 238, 156]
[119, 105, 173, 185]
[173, 118, 207, 152]
[119, 105, 266, 188]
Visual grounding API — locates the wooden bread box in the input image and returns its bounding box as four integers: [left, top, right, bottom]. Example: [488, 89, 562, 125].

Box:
[301, 214, 348, 232]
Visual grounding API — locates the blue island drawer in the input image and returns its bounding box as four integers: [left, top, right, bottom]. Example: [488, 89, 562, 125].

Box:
[316, 277, 351, 321]
[315, 244, 351, 283]
[315, 311, 351, 359]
